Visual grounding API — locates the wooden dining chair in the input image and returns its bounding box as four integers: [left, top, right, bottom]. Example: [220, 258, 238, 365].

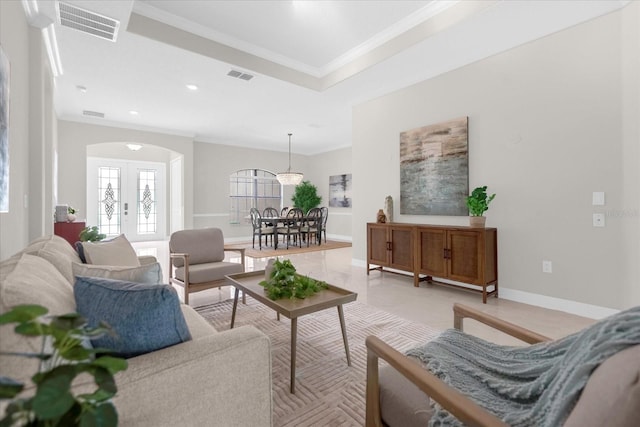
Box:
[250, 208, 274, 249]
[277, 208, 302, 249]
[300, 207, 321, 246]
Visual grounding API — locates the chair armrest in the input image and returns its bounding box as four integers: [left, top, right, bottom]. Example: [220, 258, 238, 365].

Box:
[224, 246, 246, 271]
[453, 303, 551, 344]
[366, 335, 507, 427]
[79, 326, 272, 426]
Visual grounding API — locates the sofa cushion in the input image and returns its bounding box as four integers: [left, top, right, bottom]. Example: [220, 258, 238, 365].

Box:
[72, 262, 163, 284]
[170, 228, 225, 267]
[74, 276, 191, 358]
[23, 234, 83, 284]
[79, 234, 140, 266]
[181, 305, 218, 339]
[0, 253, 76, 384]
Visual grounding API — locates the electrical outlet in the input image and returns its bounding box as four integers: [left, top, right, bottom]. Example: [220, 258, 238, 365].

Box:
[542, 260, 552, 273]
[593, 213, 605, 227]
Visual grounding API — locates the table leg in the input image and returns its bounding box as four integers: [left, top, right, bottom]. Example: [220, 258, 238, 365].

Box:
[230, 287, 240, 329]
[290, 317, 298, 393]
[337, 305, 351, 366]
[274, 223, 279, 250]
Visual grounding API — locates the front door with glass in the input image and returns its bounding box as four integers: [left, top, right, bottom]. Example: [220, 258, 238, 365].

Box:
[87, 158, 166, 242]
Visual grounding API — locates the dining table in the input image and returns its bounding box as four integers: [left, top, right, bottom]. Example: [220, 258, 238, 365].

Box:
[259, 215, 322, 250]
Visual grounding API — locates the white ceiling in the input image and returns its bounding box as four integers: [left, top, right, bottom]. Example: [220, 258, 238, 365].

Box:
[26, 0, 627, 155]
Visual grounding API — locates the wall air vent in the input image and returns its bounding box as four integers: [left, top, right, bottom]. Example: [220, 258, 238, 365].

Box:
[83, 110, 105, 118]
[57, 2, 120, 42]
[227, 69, 254, 81]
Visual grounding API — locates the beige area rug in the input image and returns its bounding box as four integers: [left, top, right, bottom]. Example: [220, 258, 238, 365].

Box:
[231, 240, 352, 258]
[195, 298, 441, 426]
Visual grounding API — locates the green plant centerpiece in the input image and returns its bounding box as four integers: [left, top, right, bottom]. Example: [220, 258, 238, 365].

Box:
[291, 180, 322, 214]
[79, 226, 106, 242]
[466, 186, 496, 216]
[259, 259, 328, 300]
[0, 304, 128, 427]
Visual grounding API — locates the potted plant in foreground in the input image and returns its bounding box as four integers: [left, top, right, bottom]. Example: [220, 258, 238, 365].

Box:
[466, 186, 496, 228]
[0, 305, 127, 426]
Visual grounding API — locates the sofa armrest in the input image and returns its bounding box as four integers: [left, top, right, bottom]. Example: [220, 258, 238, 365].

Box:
[112, 326, 271, 426]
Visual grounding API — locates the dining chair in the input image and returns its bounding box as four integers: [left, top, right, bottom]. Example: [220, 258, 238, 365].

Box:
[300, 207, 322, 247]
[277, 208, 302, 249]
[320, 207, 329, 243]
[250, 208, 274, 249]
[280, 207, 289, 216]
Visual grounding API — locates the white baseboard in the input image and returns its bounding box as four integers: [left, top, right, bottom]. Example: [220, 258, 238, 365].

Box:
[351, 258, 618, 319]
[499, 288, 619, 319]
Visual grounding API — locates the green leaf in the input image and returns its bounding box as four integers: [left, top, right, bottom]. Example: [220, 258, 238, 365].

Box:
[0, 376, 24, 399]
[79, 402, 118, 427]
[0, 304, 47, 325]
[14, 320, 47, 336]
[92, 356, 128, 375]
[58, 344, 91, 361]
[32, 366, 76, 419]
[78, 388, 115, 404]
[51, 313, 87, 331]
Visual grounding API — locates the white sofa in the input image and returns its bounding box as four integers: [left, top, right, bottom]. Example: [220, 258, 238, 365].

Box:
[0, 235, 273, 426]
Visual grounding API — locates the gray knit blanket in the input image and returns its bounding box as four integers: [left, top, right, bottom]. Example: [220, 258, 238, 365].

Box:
[406, 306, 640, 427]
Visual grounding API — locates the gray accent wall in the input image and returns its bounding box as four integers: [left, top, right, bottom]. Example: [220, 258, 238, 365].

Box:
[352, 3, 640, 310]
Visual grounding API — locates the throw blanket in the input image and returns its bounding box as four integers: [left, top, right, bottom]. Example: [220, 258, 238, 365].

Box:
[406, 306, 640, 427]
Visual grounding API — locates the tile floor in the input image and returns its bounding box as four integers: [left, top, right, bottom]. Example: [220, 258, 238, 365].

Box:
[133, 241, 596, 346]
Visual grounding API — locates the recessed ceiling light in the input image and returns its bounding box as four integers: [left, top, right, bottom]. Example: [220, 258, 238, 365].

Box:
[186, 84, 198, 91]
[76, 85, 87, 93]
[129, 110, 139, 115]
[126, 143, 142, 151]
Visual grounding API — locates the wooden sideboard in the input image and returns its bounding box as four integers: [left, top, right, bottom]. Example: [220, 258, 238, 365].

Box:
[367, 222, 498, 303]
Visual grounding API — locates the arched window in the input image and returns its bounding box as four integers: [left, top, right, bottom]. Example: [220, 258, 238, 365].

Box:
[229, 169, 281, 224]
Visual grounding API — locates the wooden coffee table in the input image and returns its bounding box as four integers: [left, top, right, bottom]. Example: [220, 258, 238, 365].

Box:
[226, 270, 357, 393]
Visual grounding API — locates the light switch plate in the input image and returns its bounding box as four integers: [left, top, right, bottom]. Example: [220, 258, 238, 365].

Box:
[592, 192, 605, 206]
[542, 260, 552, 273]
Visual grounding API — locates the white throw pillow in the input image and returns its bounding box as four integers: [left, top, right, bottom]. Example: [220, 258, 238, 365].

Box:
[81, 234, 140, 266]
[72, 262, 163, 284]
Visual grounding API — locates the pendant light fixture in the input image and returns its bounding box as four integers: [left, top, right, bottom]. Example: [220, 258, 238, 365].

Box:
[276, 133, 303, 186]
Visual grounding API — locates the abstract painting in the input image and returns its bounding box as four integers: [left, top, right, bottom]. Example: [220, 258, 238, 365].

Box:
[329, 174, 352, 208]
[400, 117, 468, 216]
[0, 46, 9, 213]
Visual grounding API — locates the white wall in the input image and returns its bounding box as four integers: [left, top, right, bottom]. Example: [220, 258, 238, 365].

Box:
[57, 121, 195, 235]
[0, 1, 54, 259]
[352, 4, 640, 311]
[305, 147, 352, 240]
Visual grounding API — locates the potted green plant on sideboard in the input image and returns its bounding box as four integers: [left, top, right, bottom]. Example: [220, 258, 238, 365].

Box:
[291, 180, 322, 214]
[466, 186, 496, 228]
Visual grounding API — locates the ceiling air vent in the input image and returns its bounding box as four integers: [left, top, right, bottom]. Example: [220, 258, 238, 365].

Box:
[57, 2, 120, 42]
[83, 110, 105, 118]
[227, 69, 254, 81]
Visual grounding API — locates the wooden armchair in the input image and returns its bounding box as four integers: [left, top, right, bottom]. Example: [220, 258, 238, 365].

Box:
[169, 228, 245, 305]
[366, 303, 640, 427]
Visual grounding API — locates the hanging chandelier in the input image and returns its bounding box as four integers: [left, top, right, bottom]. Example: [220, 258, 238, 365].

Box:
[276, 133, 303, 186]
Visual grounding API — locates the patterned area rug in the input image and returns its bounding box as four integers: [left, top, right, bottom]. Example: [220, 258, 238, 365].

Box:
[195, 298, 441, 426]
[230, 240, 352, 258]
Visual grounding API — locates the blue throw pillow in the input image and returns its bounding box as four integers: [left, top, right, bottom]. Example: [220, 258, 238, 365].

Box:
[74, 276, 191, 358]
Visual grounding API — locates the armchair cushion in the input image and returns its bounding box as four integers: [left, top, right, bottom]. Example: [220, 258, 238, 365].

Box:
[174, 261, 243, 284]
[79, 234, 140, 266]
[74, 276, 191, 358]
[379, 363, 433, 427]
[170, 228, 225, 266]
